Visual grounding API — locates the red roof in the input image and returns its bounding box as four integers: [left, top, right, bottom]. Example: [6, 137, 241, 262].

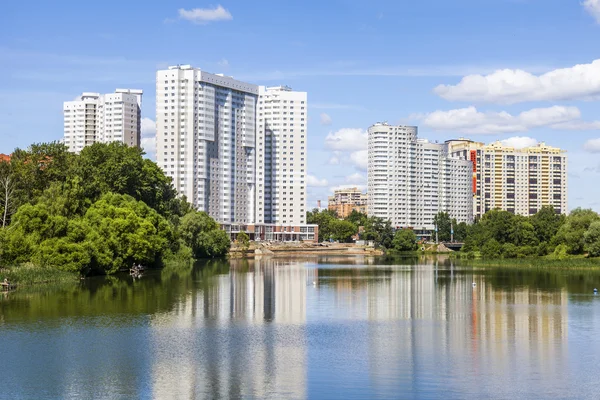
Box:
[0, 154, 10, 163]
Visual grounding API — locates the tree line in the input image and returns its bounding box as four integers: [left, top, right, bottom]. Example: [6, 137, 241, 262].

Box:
[307, 206, 600, 258]
[0, 142, 230, 276]
[461, 206, 600, 258]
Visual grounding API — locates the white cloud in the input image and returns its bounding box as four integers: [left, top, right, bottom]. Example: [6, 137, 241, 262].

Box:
[434, 59, 600, 104]
[320, 113, 332, 126]
[584, 0, 600, 23]
[551, 120, 600, 130]
[350, 150, 368, 171]
[584, 138, 600, 153]
[307, 174, 329, 187]
[500, 136, 538, 149]
[419, 105, 599, 134]
[140, 118, 156, 160]
[325, 128, 367, 151]
[141, 117, 156, 138]
[141, 137, 156, 159]
[345, 172, 366, 184]
[178, 5, 233, 24]
[217, 58, 229, 68]
[329, 184, 367, 193]
[328, 154, 341, 165]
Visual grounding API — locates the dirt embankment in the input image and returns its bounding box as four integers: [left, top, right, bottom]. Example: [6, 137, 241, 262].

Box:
[229, 242, 383, 258]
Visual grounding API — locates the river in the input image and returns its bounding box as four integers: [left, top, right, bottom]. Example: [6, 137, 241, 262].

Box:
[1, 255, 600, 399]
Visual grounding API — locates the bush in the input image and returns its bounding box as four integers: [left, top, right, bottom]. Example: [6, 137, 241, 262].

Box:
[516, 246, 536, 258]
[392, 229, 418, 251]
[502, 243, 518, 259]
[552, 244, 569, 260]
[481, 239, 501, 258]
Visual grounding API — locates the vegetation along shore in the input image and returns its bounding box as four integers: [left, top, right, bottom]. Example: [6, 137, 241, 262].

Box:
[0, 142, 230, 285]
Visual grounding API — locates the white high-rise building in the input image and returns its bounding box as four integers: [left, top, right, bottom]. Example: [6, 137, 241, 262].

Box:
[256, 86, 307, 225]
[63, 89, 142, 153]
[367, 123, 472, 234]
[156, 65, 258, 224]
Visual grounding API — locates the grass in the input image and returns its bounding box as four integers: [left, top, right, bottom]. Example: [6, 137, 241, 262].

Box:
[0, 263, 80, 286]
[456, 256, 600, 270]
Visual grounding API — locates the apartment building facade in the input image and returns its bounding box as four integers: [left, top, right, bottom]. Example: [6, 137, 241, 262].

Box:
[155, 66, 309, 234]
[447, 139, 568, 218]
[256, 86, 307, 225]
[328, 187, 368, 218]
[63, 89, 142, 153]
[156, 65, 258, 224]
[367, 123, 473, 233]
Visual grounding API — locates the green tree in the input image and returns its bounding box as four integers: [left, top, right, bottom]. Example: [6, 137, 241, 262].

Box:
[179, 211, 230, 258]
[392, 229, 418, 251]
[510, 218, 539, 247]
[433, 212, 452, 242]
[329, 219, 358, 243]
[237, 231, 250, 251]
[481, 239, 501, 258]
[531, 205, 564, 244]
[345, 210, 368, 227]
[362, 216, 394, 248]
[454, 221, 469, 242]
[306, 208, 337, 242]
[584, 221, 600, 257]
[501, 243, 518, 258]
[552, 208, 600, 254]
[71, 142, 182, 218]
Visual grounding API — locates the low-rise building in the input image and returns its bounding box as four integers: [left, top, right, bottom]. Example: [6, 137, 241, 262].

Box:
[221, 223, 319, 242]
[328, 187, 367, 218]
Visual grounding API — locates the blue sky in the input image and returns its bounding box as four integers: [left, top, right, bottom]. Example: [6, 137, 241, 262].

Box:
[2, 0, 600, 211]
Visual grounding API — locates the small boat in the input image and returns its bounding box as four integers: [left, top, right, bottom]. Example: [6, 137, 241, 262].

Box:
[1, 278, 16, 291]
[130, 264, 146, 278]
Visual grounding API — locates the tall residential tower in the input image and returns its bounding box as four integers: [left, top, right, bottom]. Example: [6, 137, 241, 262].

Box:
[256, 86, 307, 225]
[367, 123, 473, 235]
[63, 89, 142, 153]
[447, 139, 568, 218]
[156, 65, 258, 224]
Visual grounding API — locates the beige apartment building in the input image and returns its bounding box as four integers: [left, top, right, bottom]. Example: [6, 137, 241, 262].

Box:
[328, 187, 368, 218]
[447, 139, 567, 218]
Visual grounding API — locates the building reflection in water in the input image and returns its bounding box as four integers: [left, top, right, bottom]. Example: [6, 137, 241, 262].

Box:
[148, 256, 569, 398]
[149, 257, 310, 399]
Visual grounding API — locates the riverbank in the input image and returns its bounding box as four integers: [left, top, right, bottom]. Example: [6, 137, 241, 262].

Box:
[229, 242, 384, 258]
[0, 263, 79, 288]
[456, 256, 600, 269]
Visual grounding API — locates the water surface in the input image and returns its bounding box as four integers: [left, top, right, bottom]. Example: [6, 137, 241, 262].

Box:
[2, 255, 600, 399]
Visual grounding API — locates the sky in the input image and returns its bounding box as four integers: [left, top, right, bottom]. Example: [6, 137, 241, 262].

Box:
[1, 0, 600, 212]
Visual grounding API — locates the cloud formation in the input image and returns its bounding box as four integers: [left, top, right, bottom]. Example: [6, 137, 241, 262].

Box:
[141, 117, 156, 137]
[324, 128, 367, 151]
[140, 117, 156, 159]
[350, 150, 368, 171]
[584, 138, 600, 153]
[178, 6, 233, 24]
[320, 113, 332, 126]
[418, 105, 599, 134]
[434, 59, 600, 104]
[329, 184, 367, 193]
[307, 174, 329, 187]
[584, 0, 600, 23]
[345, 173, 366, 184]
[500, 136, 538, 149]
